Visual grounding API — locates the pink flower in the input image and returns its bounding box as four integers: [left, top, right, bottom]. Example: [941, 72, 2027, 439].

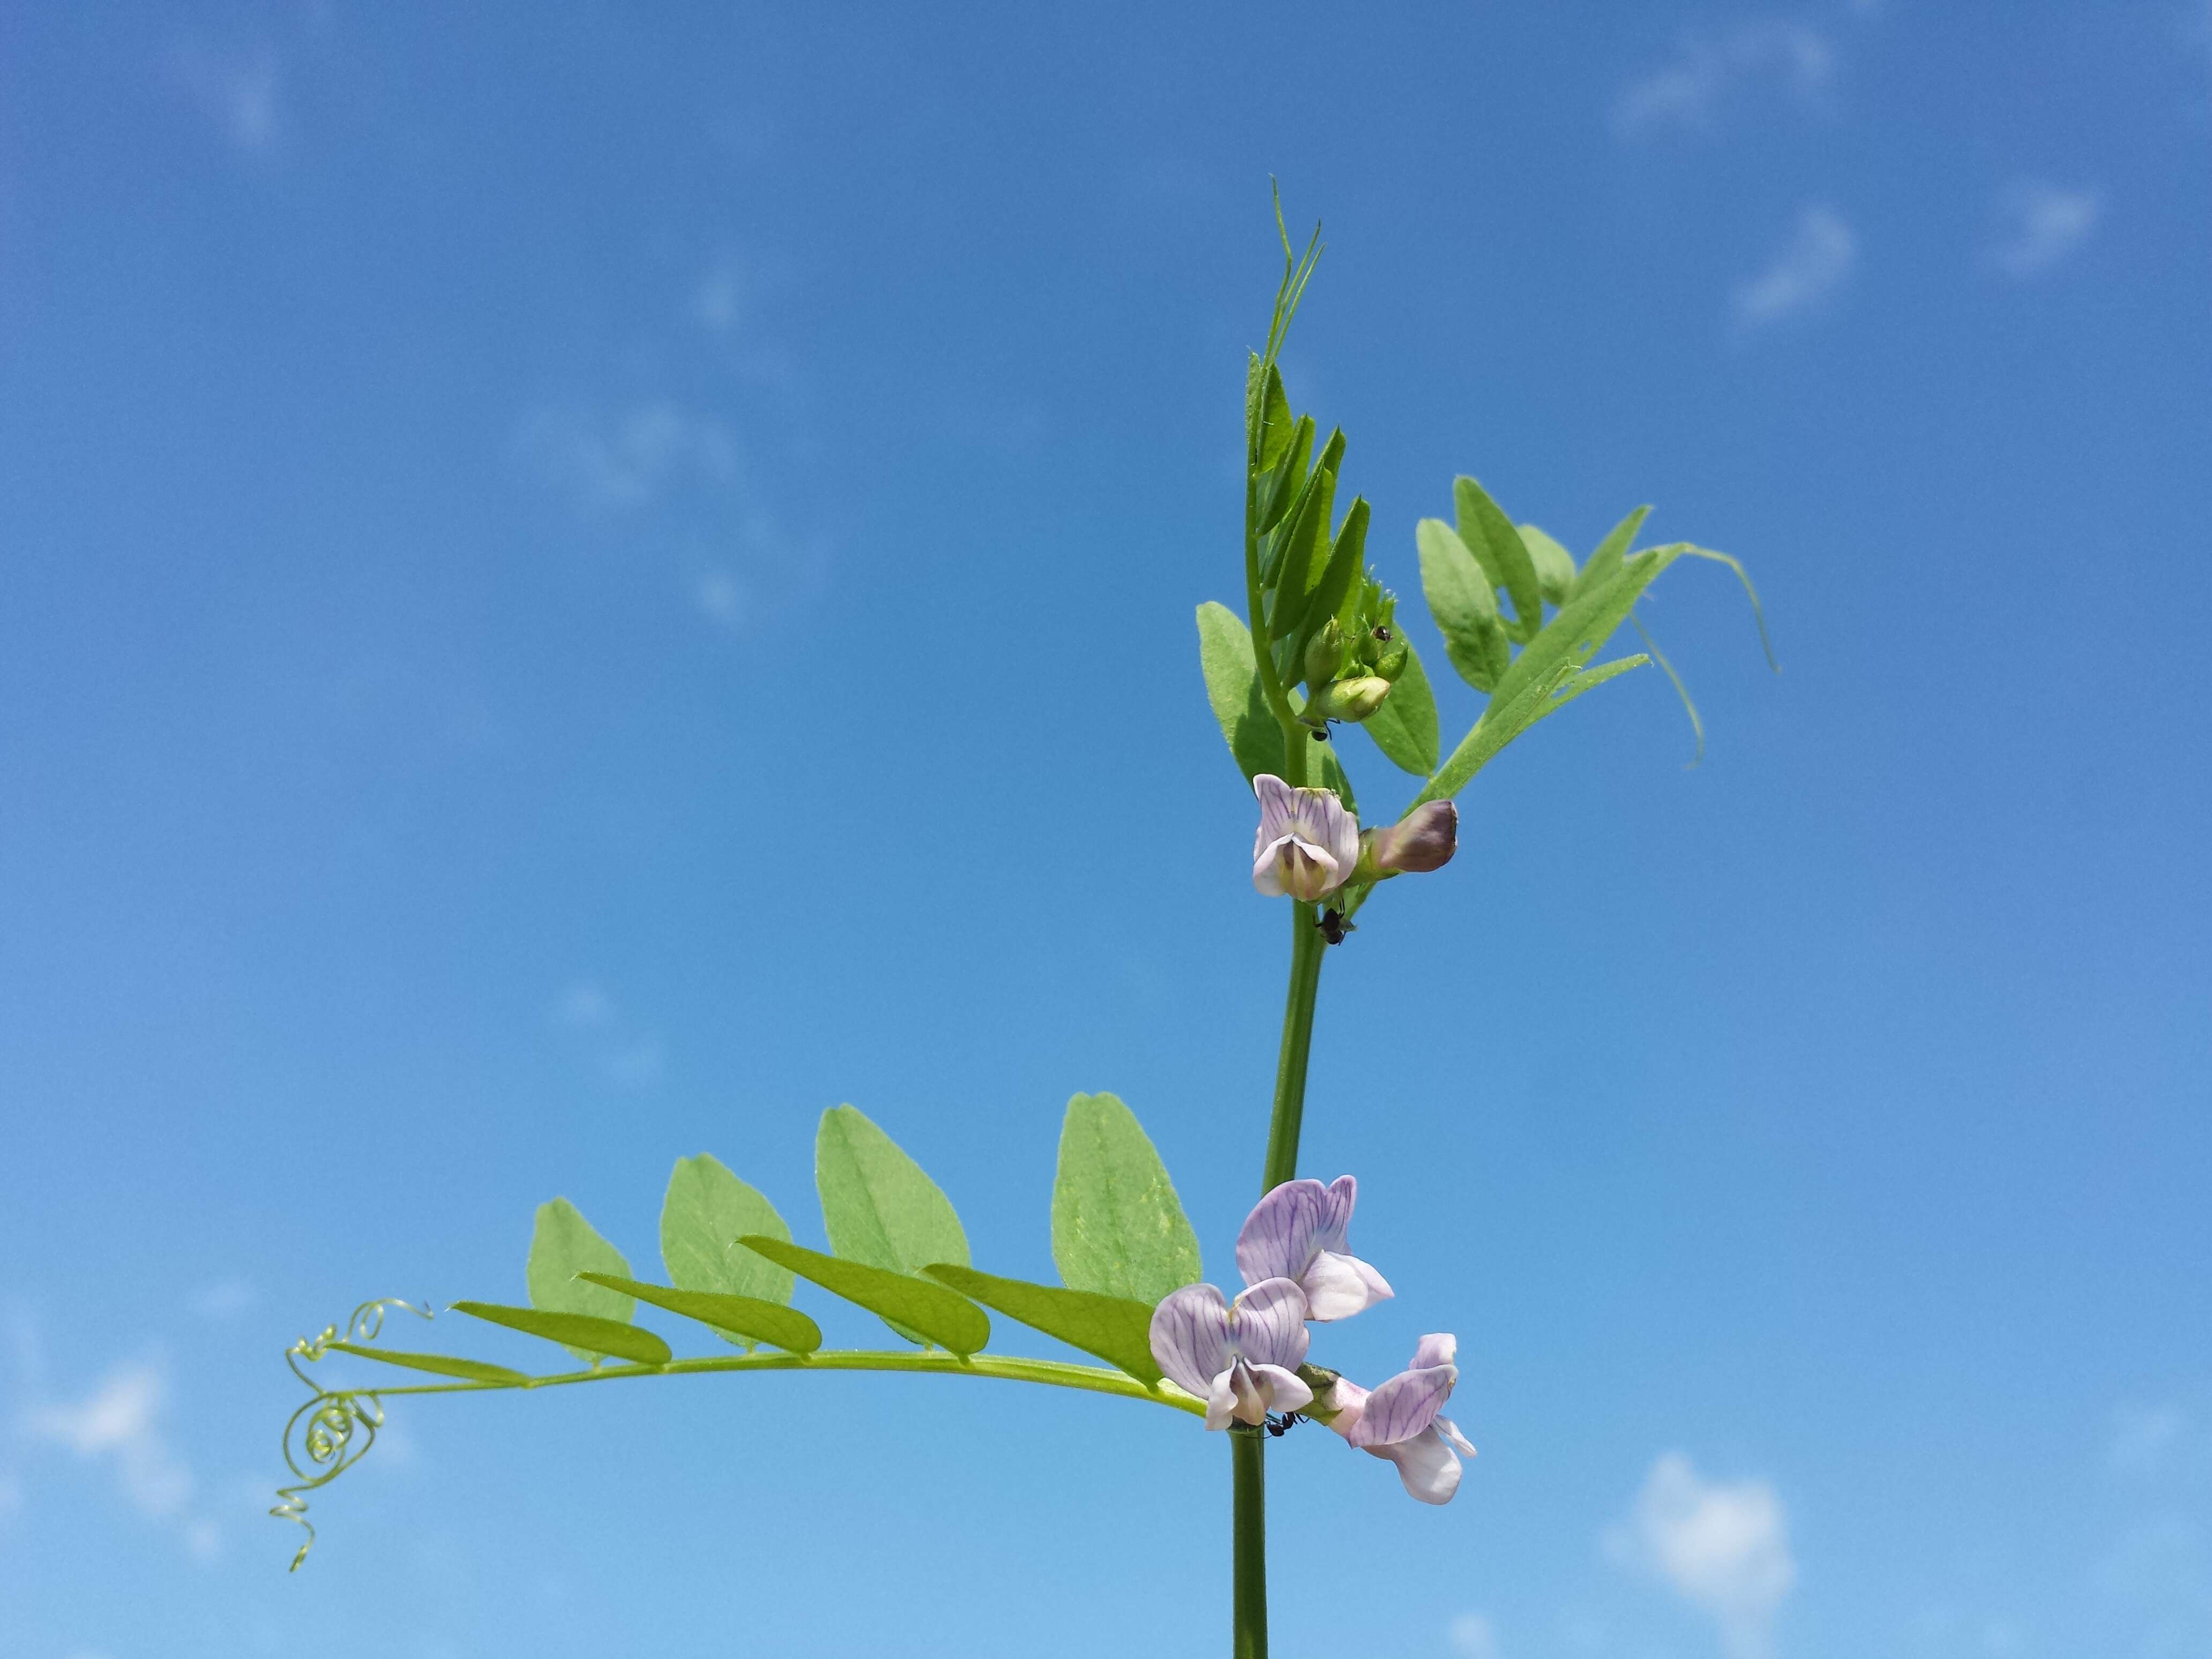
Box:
[1251, 774, 1360, 901]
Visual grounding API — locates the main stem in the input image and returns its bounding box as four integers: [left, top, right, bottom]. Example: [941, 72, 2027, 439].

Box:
[1231, 894, 1330, 1659]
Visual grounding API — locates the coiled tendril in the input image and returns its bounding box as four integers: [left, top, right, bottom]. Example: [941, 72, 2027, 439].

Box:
[271, 1299, 429, 1570]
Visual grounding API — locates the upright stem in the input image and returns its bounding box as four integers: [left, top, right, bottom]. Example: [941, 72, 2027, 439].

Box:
[1261, 901, 1328, 1191]
[1229, 896, 1330, 1659]
[1230, 1429, 1269, 1659]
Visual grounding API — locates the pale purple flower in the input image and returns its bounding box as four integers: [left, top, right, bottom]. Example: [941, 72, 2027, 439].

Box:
[1251, 774, 1361, 901]
[1148, 1279, 1314, 1430]
[1235, 1176, 1394, 1321]
[1320, 1333, 1475, 1505]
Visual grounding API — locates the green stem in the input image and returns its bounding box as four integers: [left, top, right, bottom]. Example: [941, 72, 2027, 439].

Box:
[1231, 1429, 1268, 1659]
[1261, 900, 1328, 1192]
[315, 1349, 1205, 1413]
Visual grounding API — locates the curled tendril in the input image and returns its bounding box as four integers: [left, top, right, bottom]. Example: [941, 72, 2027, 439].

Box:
[272, 1298, 428, 1570]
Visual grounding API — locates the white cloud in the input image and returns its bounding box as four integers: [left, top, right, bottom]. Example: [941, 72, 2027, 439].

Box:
[24, 1361, 193, 1520]
[1615, 22, 1836, 137]
[1449, 1611, 1499, 1658]
[171, 42, 282, 153]
[602, 1036, 666, 1090]
[1733, 205, 1856, 330]
[2110, 1403, 2196, 1476]
[514, 401, 742, 510]
[1989, 181, 2099, 277]
[556, 981, 614, 1030]
[189, 1279, 256, 1320]
[694, 567, 746, 629]
[1607, 1452, 1797, 1659]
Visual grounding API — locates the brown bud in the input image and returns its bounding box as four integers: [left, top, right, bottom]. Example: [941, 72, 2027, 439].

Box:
[1370, 800, 1458, 875]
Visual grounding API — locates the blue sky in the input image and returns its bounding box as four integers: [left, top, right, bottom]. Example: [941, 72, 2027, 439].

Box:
[3, 3, 2209, 1656]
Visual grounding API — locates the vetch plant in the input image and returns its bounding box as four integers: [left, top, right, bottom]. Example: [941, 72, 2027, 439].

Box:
[271, 196, 1774, 1657]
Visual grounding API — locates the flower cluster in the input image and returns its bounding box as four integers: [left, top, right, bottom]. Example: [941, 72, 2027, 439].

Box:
[1251, 775, 1458, 905]
[1148, 1175, 1475, 1505]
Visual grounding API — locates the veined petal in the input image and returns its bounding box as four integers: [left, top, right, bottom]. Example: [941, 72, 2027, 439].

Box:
[1252, 775, 1297, 844]
[1410, 1332, 1458, 1372]
[1346, 1362, 1456, 1448]
[1311, 1175, 1358, 1252]
[1150, 1284, 1232, 1400]
[1228, 1277, 1311, 1372]
[1236, 1179, 1326, 1287]
[1367, 1424, 1463, 1504]
[1299, 1250, 1394, 1321]
[1436, 1415, 1477, 1458]
[1246, 1363, 1313, 1417]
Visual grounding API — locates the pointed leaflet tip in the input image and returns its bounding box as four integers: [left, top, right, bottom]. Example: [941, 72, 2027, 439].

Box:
[1052, 1093, 1201, 1304]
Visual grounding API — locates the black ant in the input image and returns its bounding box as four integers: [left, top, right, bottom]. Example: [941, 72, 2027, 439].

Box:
[1318, 908, 1356, 946]
[1264, 1411, 1306, 1438]
[1310, 726, 1329, 741]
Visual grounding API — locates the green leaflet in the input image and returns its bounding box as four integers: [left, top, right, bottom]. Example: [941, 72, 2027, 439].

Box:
[526, 1198, 636, 1362]
[660, 1154, 795, 1343]
[1572, 505, 1651, 599]
[1196, 601, 1289, 783]
[1268, 448, 1341, 640]
[1361, 637, 1439, 774]
[324, 1343, 529, 1386]
[814, 1104, 970, 1346]
[577, 1272, 821, 1354]
[1487, 545, 1684, 718]
[1256, 365, 1296, 471]
[1454, 476, 1546, 642]
[816, 1104, 970, 1274]
[1051, 1093, 1201, 1306]
[1256, 415, 1314, 535]
[922, 1265, 1161, 1386]
[1416, 517, 1509, 691]
[1313, 739, 1356, 813]
[1299, 497, 1371, 663]
[1417, 654, 1650, 805]
[739, 1236, 990, 1357]
[1518, 523, 1578, 607]
[451, 1301, 672, 1366]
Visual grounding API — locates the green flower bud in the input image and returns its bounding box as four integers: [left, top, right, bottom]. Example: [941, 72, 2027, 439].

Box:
[1374, 642, 1409, 683]
[1313, 675, 1392, 723]
[1303, 617, 1345, 690]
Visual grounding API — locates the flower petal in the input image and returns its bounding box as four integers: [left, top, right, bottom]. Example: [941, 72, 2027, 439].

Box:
[1252, 833, 1297, 896]
[1346, 1362, 1455, 1448]
[1409, 1332, 1457, 1372]
[1299, 1250, 1394, 1321]
[1228, 1277, 1311, 1371]
[1252, 775, 1297, 843]
[1247, 1363, 1313, 1416]
[1235, 1179, 1326, 1288]
[1204, 1366, 1243, 1431]
[1149, 1284, 1232, 1400]
[1312, 1175, 1357, 1253]
[1436, 1414, 1477, 1458]
[1317, 1376, 1368, 1441]
[1366, 1424, 1462, 1504]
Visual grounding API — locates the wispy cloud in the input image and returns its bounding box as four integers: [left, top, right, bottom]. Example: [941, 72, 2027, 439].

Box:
[1607, 1452, 1796, 1659]
[1733, 205, 1857, 331]
[170, 42, 282, 153]
[1448, 1611, 1499, 1658]
[1614, 21, 1836, 137]
[23, 1360, 195, 1524]
[551, 983, 666, 1090]
[2111, 1403, 2202, 1477]
[188, 1279, 256, 1321]
[1989, 181, 2100, 277]
[514, 401, 742, 510]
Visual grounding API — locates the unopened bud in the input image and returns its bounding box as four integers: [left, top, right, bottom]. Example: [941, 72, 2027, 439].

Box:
[1374, 642, 1409, 683]
[1313, 675, 1392, 722]
[1367, 800, 1458, 875]
[1303, 618, 1345, 689]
